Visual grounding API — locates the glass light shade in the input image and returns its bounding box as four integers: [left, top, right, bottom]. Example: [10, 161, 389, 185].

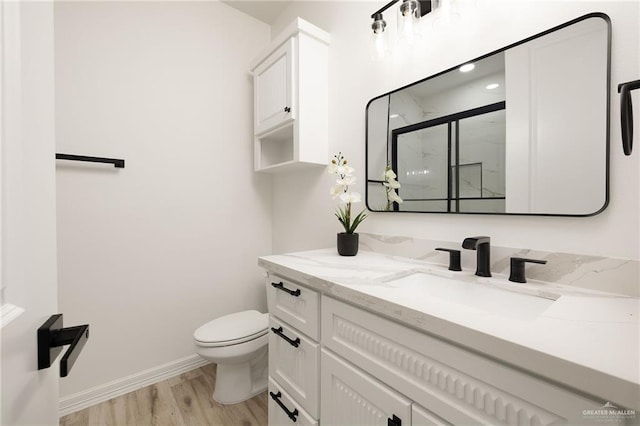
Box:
[370, 31, 389, 61]
[397, 0, 420, 45]
[370, 13, 388, 61]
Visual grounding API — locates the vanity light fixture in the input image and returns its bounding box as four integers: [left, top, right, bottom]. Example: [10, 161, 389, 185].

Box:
[370, 13, 388, 61]
[398, 0, 421, 44]
[486, 83, 500, 90]
[369, 0, 433, 60]
[459, 63, 475, 72]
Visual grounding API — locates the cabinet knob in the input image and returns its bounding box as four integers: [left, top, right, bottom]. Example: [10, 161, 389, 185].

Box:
[284, 106, 291, 113]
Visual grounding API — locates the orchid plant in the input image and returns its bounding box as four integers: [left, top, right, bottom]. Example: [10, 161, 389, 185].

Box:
[328, 152, 367, 234]
[384, 164, 403, 211]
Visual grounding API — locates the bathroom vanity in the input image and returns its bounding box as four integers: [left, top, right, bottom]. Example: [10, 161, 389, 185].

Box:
[261, 249, 639, 425]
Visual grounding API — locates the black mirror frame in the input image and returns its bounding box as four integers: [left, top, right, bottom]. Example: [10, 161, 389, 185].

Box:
[365, 12, 611, 217]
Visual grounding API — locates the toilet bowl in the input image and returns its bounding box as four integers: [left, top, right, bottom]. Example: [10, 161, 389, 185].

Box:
[193, 310, 269, 405]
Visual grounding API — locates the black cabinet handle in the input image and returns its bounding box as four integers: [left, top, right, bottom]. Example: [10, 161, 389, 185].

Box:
[618, 79, 640, 156]
[37, 314, 90, 377]
[388, 414, 402, 426]
[271, 326, 300, 348]
[284, 106, 291, 113]
[509, 257, 547, 283]
[270, 391, 299, 422]
[435, 248, 462, 271]
[271, 281, 301, 297]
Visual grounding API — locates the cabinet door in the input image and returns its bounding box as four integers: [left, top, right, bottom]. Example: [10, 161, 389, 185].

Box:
[269, 316, 320, 418]
[254, 38, 295, 135]
[412, 404, 451, 426]
[321, 349, 412, 426]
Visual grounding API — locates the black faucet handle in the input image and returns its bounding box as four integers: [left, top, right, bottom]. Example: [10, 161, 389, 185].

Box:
[435, 248, 462, 271]
[462, 236, 490, 250]
[509, 257, 547, 283]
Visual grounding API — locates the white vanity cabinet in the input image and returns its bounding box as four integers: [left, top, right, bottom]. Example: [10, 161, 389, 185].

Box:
[321, 295, 603, 426]
[266, 274, 320, 423]
[250, 18, 329, 172]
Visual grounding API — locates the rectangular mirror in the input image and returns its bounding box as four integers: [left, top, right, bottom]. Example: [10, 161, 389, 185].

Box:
[366, 13, 610, 216]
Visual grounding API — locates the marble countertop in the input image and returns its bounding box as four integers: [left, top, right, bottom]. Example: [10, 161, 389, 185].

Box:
[259, 248, 640, 410]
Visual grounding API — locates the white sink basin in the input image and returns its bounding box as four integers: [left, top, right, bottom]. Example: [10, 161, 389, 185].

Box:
[370, 272, 556, 321]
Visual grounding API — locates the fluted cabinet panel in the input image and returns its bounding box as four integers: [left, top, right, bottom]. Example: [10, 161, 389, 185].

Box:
[321, 349, 412, 426]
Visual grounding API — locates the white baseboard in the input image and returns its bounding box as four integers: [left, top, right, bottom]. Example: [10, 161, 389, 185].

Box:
[59, 354, 210, 417]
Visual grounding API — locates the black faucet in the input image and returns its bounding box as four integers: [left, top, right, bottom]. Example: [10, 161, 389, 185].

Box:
[462, 236, 492, 277]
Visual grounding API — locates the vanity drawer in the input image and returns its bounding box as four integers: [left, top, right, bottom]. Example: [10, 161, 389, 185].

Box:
[413, 404, 452, 426]
[269, 377, 317, 426]
[269, 316, 320, 418]
[266, 274, 319, 340]
[322, 295, 601, 425]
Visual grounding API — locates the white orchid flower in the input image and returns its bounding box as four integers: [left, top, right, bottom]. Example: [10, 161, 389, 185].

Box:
[337, 165, 355, 176]
[337, 176, 356, 187]
[384, 169, 397, 180]
[339, 191, 362, 204]
[387, 190, 403, 203]
[330, 184, 345, 198]
[383, 179, 401, 189]
[327, 163, 339, 175]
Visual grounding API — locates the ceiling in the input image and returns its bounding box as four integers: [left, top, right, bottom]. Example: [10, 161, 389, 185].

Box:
[222, 1, 292, 25]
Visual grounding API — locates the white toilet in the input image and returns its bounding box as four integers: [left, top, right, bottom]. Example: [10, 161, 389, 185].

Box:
[193, 310, 269, 404]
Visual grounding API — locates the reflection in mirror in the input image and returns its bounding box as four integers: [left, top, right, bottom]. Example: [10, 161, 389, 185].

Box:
[366, 14, 610, 216]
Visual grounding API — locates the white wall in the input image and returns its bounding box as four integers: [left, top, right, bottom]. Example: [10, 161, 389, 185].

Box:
[54, 2, 272, 397]
[270, 1, 640, 260]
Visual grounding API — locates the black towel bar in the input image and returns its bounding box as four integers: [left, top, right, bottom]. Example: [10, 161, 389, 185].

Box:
[617, 79, 640, 156]
[56, 153, 125, 168]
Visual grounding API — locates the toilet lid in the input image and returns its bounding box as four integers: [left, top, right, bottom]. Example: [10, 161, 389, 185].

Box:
[194, 310, 268, 345]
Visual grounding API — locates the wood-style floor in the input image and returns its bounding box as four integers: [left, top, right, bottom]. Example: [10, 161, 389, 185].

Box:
[60, 364, 268, 426]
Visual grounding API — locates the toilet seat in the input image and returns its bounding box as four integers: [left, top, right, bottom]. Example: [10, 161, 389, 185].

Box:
[194, 310, 268, 348]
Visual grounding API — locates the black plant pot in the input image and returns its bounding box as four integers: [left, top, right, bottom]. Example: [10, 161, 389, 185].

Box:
[337, 232, 359, 256]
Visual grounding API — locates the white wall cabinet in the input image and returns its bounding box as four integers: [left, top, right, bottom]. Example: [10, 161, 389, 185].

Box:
[253, 39, 294, 136]
[250, 18, 330, 172]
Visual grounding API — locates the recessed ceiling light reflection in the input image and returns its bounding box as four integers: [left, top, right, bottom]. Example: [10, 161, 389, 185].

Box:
[486, 83, 500, 90]
[459, 63, 475, 72]
[390, 113, 399, 119]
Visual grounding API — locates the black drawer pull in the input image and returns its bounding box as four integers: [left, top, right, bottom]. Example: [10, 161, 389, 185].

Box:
[271, 281, 301, 297]
[270, 391, 299, 422]
[388, 414, 402, 426]
[271, 326, 300, 348]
